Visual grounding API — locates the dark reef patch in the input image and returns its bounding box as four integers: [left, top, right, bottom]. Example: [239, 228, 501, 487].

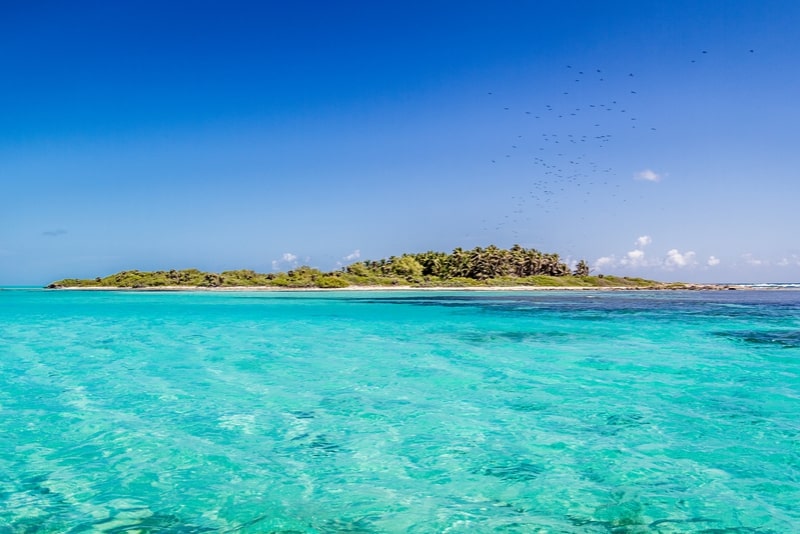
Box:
[472, 460, 544, 482]
[462, 330, 569, 344]
[714, 330, 800, 348]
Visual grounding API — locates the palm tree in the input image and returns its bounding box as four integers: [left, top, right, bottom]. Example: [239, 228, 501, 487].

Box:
[574, 259, 590, 276]
[414, 251, 448, 277]
[483, 245, 510, 278]
[522, 249, 544, 276]
[542, 253, 569, 276]
[447, 247, 471, 278]
[509, 244, 527, 277]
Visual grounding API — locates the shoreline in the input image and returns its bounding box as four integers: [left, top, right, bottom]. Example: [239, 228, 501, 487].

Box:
[46, 284, 750, 292]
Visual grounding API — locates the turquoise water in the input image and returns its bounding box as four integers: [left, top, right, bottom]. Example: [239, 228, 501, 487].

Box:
[1, 289, 799, 532]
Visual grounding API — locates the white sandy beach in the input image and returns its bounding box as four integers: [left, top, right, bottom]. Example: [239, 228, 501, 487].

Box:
[53, 284, 739, 292]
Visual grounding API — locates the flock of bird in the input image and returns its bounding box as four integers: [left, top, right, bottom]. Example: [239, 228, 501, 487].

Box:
[484, 64, 656, 231]
[479, 48, 758, 243]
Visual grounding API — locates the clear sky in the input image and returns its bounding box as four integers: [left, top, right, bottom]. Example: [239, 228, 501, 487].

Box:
[2, 1, 799, 284]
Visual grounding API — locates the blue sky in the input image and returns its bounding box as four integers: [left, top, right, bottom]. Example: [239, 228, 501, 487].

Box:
[2, 0, 799, 284]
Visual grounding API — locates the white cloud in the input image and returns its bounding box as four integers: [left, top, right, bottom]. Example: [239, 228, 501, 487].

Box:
[628, 249, 645, 261]
[343, 249, 361, 261]
[776, 255, 800, 267]
[742, 253, 765, 266]
[610, 236, 654, 268]
[597, 239, 709, 274]
[665, 249, 696, 268]
[595, 256, 616, 269]
[622, 249, 646, 267]
[635, 169, 662, 182]
[272, 252, 300, 271]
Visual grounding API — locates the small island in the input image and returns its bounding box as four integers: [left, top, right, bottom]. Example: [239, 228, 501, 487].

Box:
[46, 244, 725, 290]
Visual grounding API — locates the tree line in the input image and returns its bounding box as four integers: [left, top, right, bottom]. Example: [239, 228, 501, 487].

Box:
[346, 245, 590, 280]
[47, 245, 607, 288]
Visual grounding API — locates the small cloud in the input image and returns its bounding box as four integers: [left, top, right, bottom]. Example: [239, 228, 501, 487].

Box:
[742, 253, 765, 266]
[635, 235, 652, 248]
[272, 252, 299, 271]
[635, 169, 662, 182]
[343, 249, 361, 261]
[43, 229, 68, 237]
[665, 249, 696, 268]
[628, 250, 645, 261]
[777, 255, 800, 267]
[776, 255, 800, 267]
[595, 256, 617, 269]
[622, 249, 646, 267]
[707, 256, 720, 267]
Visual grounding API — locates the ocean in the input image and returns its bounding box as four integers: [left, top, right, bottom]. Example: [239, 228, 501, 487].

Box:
[1, 288, 798, 532]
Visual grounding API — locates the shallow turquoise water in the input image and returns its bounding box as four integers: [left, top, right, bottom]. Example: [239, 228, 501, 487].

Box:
[1, 289, 799, 532]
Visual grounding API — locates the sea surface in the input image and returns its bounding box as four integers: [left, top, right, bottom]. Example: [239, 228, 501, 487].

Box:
[1, 288, 799, 533]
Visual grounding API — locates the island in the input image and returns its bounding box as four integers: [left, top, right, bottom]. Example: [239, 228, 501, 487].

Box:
[46, 245, 726, 290]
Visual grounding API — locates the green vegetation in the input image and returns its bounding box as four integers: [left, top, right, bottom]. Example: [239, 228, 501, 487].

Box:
[46, 245, 681, 289]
